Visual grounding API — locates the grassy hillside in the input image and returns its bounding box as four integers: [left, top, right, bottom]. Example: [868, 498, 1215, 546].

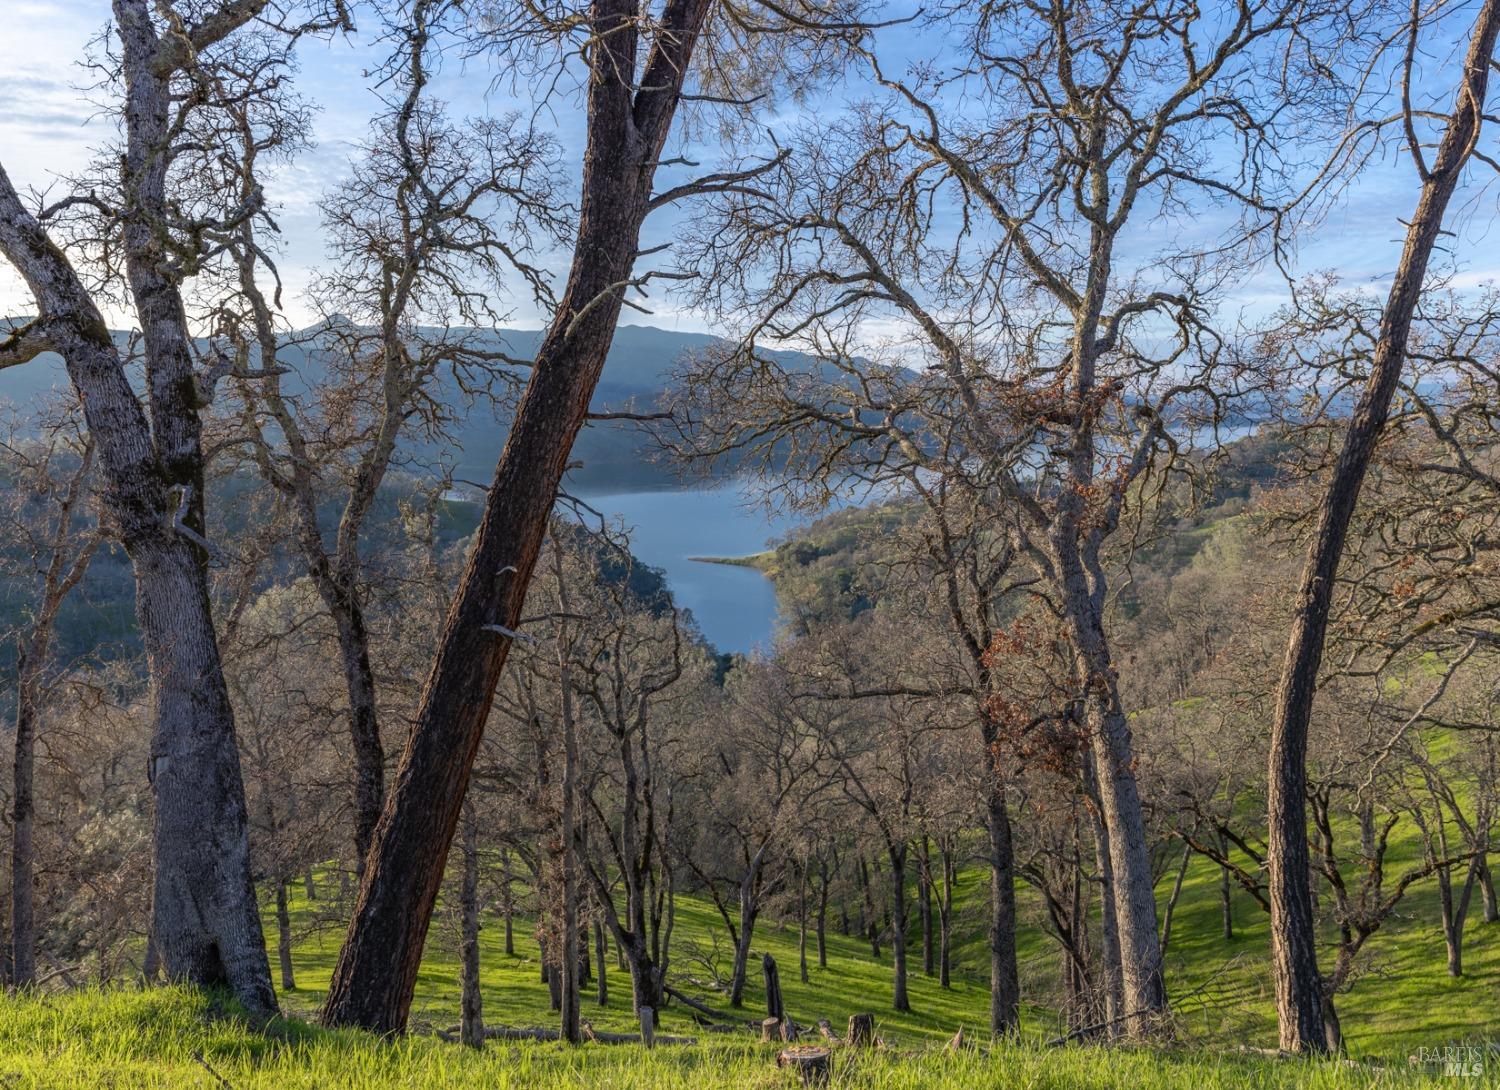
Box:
[258, 842, 1496, 1065]
[0, 985, 1463, 1089]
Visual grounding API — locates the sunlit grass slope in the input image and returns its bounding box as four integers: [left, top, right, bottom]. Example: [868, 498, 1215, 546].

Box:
[0, 986, 1466, 1089]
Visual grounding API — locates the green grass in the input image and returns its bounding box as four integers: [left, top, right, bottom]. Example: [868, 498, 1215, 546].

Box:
[272, 879, 1005, 1044]
[267, 831, 1498, 1064]
[2, 779, 1495, 1085]
[0, 986, 1471, 1088]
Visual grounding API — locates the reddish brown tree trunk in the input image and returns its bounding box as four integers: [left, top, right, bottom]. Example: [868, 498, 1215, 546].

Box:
[1266, 0, 1500, 1052]
[320, 0, 712, 1034]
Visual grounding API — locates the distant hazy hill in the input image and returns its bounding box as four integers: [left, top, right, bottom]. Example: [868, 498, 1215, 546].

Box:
[0, 322, 786, 493]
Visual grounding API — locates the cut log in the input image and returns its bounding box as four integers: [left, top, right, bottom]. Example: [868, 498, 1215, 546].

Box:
[847, 1013, 874, 1048]
[762, 1016, 782, 1042]
[816, 1018, 841, 1044]
[777, 1045, 832, 1086]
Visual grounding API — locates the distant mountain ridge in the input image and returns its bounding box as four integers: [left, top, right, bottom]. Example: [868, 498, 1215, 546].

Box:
[0, 322, 791, 493]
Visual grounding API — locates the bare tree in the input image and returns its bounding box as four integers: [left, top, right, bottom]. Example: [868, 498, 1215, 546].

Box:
[224, 0, 561, 869]
[1265, 0, 1500, 1049]
[0, 407, 102, 987]
[321, 0, 865, 1032]
[0, 0, 349, 1015]
[666, 0, 1377, 1034]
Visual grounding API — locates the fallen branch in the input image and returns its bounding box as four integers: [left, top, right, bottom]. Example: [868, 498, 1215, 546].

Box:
[663, 985, 749, 1028]
[442, 1023, 697, 1045]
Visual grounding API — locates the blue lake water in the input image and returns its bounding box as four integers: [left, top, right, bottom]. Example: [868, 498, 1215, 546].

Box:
[572, 481, 808, 655]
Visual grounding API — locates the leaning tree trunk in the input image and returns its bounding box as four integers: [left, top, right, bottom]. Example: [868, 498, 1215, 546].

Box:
[319, 0, 714, 1034]
[1265, 0, 1500, 1052]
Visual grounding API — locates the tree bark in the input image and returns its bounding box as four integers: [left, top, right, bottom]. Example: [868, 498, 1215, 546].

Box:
[985, 777, 1020, 1035]
[0, 7, 277, 1018]
[10, 659, 38, 989]
[1219, 831, 1234, 940]
[888, 845, 910, 1013]
[918, 835, 934, 976]
[460, 803, 484, 1049]
[1084, 769, 1125, 1036]
[815, 861, 830, 969]
[939, 844, 955, 990]
[320, 0, 713, 1034]
[797, 862, 810, 984]
[276, 881, 296, 992]
[595, 920, 608, 1006]
[1265, 0, 1500, 1051]
[558, 603, 581, 1045]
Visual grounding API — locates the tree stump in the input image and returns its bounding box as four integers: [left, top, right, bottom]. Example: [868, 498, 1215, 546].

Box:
[847, 1013, 874, 1048]
[762, 1017, 782, 1042]
[780, 1018, 799, 1043]
[762, 953, 785, 1021]
[639, 1006, 656, 1049]
[777, 1044, 832, 1086]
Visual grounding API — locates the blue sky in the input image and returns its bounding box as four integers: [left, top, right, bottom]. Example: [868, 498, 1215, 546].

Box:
[2, 0, 1496, 338]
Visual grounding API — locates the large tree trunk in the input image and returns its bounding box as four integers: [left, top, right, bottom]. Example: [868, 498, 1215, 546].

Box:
[1265, 0, 1500, 1052]
[1084, 769, 1125, 1035]
[1480, 858, 1498, 924]
[0, 11, 277, 1018]
[1076, 655, 1165, 1032]
[985, 785, 1020, 1035]
[139, 538, 277, 1016]
[320, 0, 713, 1034]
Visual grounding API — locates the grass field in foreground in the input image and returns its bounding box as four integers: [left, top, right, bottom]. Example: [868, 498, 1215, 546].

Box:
[0, 987, 1473, 1089]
